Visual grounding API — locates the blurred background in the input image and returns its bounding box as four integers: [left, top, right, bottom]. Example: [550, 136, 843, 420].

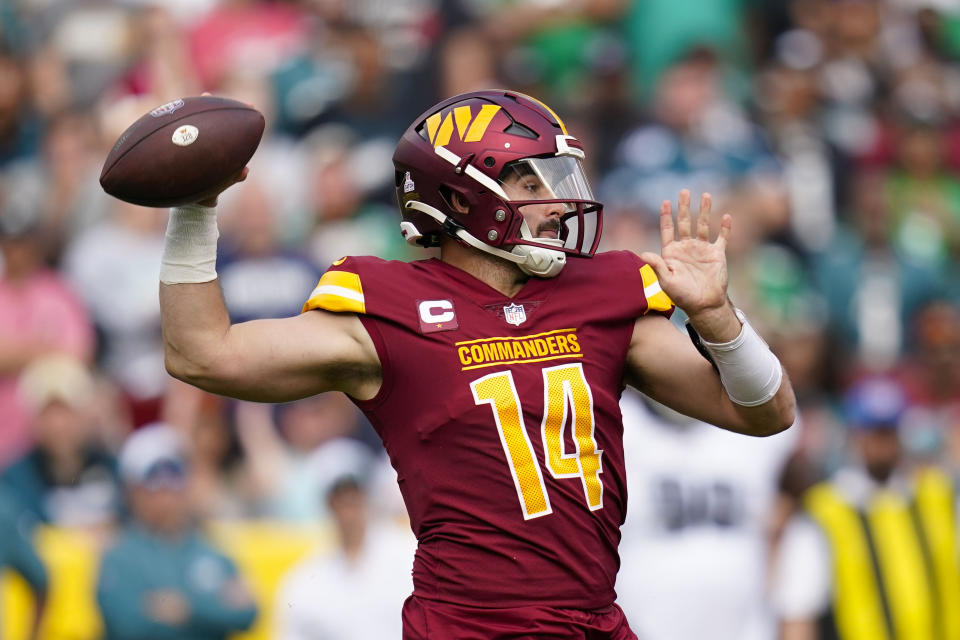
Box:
[1, 0, 959, 639]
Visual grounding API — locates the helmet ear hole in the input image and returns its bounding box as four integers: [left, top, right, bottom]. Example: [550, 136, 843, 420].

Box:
[446, 189, 470, 214]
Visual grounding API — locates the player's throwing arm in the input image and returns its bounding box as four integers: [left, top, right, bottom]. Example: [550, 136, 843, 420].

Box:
[157, 196, 382, 404]
[100, 96, 381, 404]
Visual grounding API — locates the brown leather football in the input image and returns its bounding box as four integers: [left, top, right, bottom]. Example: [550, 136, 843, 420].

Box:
[100, 96, 265, 207]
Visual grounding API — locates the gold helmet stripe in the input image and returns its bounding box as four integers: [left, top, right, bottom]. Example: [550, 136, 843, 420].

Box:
[454, 106, 474, 139]
[425, 112, 443, 144]
[434, 114, 455, 147]
[511, 91, 568, 136]
[463, 104, 502, 142]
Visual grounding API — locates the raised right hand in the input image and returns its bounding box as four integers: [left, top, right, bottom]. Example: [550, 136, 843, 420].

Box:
[196, 166, 248, 207]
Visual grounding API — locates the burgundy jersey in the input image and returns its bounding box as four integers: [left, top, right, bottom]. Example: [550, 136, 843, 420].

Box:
[302, 251, 673, 608]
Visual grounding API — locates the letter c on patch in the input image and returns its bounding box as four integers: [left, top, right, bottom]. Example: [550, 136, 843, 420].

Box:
[419, 299, 455, 324]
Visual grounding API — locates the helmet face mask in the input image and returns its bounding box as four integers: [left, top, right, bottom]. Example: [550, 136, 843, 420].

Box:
[393, 90, 603, 276]
[496, 157, 602, 256]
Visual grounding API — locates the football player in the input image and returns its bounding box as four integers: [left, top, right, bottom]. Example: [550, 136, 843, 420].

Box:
[616, 392, 797, 640]
[158, 90, 795, 639]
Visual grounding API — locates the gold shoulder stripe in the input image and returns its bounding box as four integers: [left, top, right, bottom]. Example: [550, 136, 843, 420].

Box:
[302, 270, 365, 314]
[316, 270, 362, 294]
[639, 264, 673, 313]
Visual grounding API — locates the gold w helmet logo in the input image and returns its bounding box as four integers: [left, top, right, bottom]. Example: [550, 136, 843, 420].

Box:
[424, 104, 502, 148]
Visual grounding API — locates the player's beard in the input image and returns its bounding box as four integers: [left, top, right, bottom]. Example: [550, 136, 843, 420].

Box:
[865, 458, 898, 485]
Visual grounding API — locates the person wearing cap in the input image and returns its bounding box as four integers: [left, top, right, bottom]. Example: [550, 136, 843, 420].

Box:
[96, 423, 257, 640]
[0, 354, 119, 529]
[773, 376, 960, 640]
[0, 205, 94, 467]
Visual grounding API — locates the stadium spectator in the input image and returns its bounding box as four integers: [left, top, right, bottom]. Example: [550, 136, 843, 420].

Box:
[600, 47, 789, 253]
[183, 399, 254, 521]
[755, 37, 837, 253]
[621, 0, 755, 98]
[235, 396, 375, 523]
[774, 375, 960, 640]
[882, 105, 960, 271]
[464, 0, 629, 107]
[0, 355, 119, 530]
[0, 207, 94, 466]
[124, 5, 203, 100]
[215, 174, 321, 324]
[62, 198, 167, 427]
[0, 486, 47, 639]
[810, 169, 945, 369]
[1, 110, 111, 261]
[435, 26, 502, 100]
[274, 474, 415, 640]
[0, 52, 40, 167]
[302, 125, 413, 266]
[187, 0, 309, 91]
[97, 423, 257, 640]
[893, 301, 960, 468]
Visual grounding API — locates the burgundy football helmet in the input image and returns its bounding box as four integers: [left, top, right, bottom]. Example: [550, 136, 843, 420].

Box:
[393, 90, 602, 277]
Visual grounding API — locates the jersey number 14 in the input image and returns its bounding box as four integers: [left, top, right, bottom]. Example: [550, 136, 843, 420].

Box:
[470, 363, 603, 520]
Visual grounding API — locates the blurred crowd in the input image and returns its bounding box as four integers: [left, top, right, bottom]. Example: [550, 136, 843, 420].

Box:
[1, 0, 960, 639]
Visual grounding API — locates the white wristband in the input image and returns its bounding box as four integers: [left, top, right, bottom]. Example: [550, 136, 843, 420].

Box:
[160, 205, 219, 285]
[700, 309, 783, 407]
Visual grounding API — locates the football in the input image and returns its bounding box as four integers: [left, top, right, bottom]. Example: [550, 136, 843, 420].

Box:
[100, 96, 265, 208]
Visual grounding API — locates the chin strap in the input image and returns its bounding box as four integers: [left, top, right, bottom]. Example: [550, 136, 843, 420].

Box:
[405, 201, 567, 278]
[512, 244, 566, 278]
[510, 223, 566, 278]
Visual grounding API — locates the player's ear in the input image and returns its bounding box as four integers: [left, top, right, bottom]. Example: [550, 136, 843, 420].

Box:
[450, 191, 470, 214]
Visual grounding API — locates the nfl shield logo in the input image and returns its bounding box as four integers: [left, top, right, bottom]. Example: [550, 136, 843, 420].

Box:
[150, 98, 185, 118]
[503, 303, 526, 326]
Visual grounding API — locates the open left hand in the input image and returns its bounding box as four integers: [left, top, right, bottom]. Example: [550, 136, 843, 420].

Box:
[639, 189, 731, 317]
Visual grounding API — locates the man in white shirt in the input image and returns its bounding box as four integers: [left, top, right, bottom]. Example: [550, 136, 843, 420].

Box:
[274, 474, 415, 640]
[617, 390, 797, 640]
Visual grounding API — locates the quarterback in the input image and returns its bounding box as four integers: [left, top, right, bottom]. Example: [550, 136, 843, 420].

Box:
[159, 90, 795, 638]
